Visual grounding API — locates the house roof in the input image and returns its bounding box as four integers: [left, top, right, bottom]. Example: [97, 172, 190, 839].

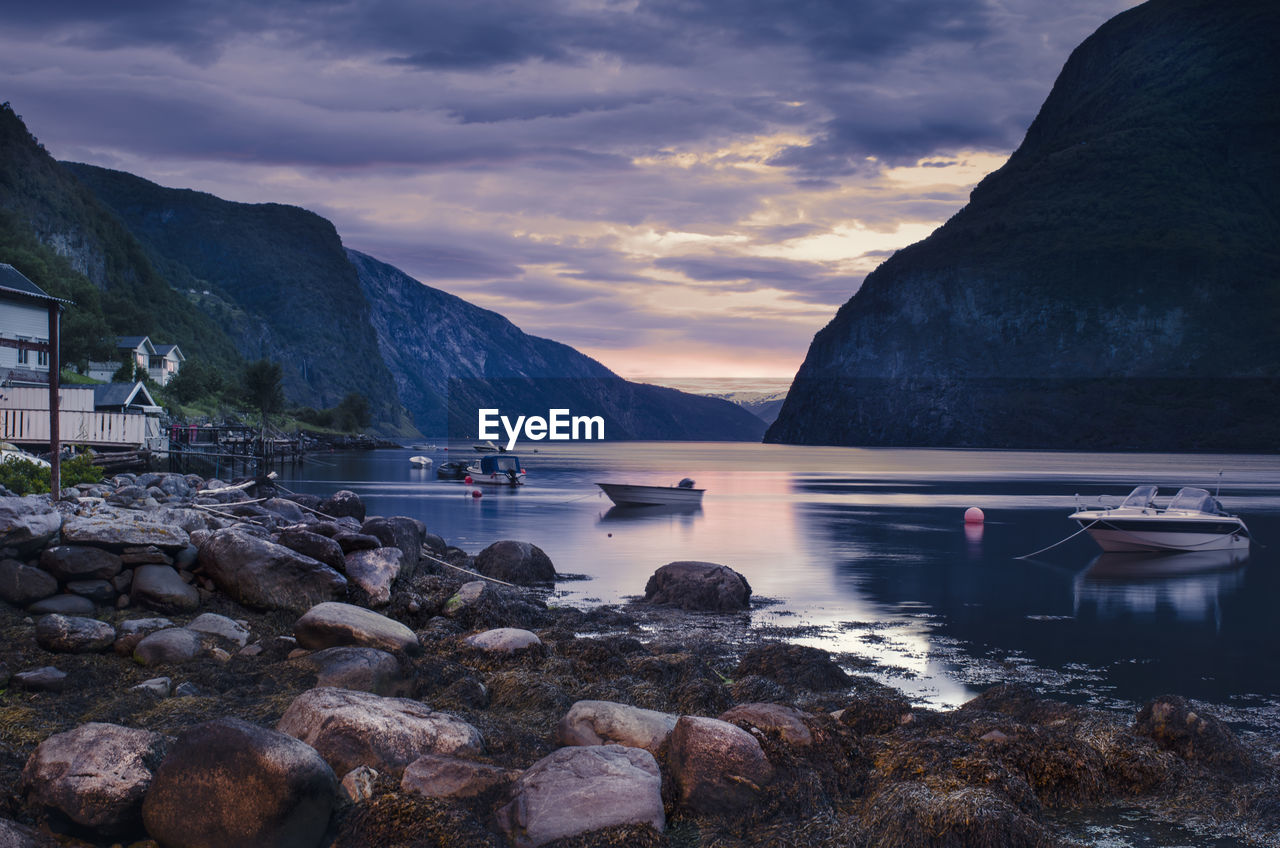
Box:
[92, 381, 159, 410]
[117, 336, 156, 355]
[153, 344, 185, 360]
[0, 263, 73, 305]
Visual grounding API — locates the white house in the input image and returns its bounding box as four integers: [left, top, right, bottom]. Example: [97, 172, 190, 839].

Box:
[149, 343, 185, 386]
[87, 336, 155, 383]
[0, 262, 70, 384]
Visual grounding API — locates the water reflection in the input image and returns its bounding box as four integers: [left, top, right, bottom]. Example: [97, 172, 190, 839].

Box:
[599, 504, 703, 524]
[1073, 550, 1250, 625]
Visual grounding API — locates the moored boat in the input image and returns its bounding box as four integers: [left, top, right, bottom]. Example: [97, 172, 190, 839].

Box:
[436, 460, 470, 480]
[466, 454, 526, 486]
[597, 478, 704, 507]
[409, 455, 433, 468]
[1069, 485, 1250, 553]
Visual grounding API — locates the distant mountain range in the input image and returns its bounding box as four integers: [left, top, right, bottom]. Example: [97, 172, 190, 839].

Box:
[0, 103, 764, 441]
[768, 0, 1280, 450]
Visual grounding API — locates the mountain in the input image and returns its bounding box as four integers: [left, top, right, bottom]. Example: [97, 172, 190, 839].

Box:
[767, 0, 1280, 450]
[0, 103, 241, 371]
[63, 163, 413, 432]
[349, 249, 768, 440]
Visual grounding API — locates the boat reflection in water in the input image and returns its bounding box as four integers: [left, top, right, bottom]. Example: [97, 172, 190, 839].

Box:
[599, 502, 703, 525]
[1073, 549, 1249, 626]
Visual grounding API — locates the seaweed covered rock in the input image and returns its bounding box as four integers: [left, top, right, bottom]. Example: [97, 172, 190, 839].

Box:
[862, 781, 1054, 848]
[736, 642, 851, 691]
[294, 601, 420, 655]
[496, 745, 664, 848]
[142, 717, 337, 848]
[198, 529, 347, 613]
[839, 692, 912, 735]
[668, 715, 775, 816]
[642, 561, 751, 612]
[475, 540, 556, 585]
[277, 687, 484, 777]
[1133, 695, 1255, 776]
[557, 700, 678, 757]
[22, 722, 167, 833]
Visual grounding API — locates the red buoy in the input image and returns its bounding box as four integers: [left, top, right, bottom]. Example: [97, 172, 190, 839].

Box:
[464, 475, 473, 484]
[471, 489, 482, 498]
[964, 507, 985, 524]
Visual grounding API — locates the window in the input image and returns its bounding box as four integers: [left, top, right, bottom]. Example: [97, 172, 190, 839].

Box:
[17, 347, 27, 365]
[37, 350, 48, 367]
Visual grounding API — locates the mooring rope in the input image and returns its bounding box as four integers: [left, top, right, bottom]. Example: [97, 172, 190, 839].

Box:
[1014, 520, 1098, 560]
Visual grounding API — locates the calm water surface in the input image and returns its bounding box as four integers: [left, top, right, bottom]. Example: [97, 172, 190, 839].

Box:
[278, 443, 1280, 726]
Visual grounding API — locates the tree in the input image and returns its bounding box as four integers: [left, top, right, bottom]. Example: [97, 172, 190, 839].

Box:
[164, 358, 224, 405]
[333, 392, 372, 432]
[241, 359, 284, 424]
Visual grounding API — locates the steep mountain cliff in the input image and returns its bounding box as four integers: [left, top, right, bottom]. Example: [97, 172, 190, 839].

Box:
[767, 0, 1280, 450]
[349, 249, 767, 440]
[63, 163, 412, 431]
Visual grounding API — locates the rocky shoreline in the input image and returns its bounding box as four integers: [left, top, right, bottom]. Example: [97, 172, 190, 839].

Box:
[0, 472, 1277, 847]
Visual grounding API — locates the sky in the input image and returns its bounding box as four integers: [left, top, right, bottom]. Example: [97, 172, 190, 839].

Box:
[1, 0, 1137, 387]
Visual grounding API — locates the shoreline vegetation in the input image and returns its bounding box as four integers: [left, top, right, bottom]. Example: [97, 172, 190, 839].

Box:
[0, 475, 1276, 847]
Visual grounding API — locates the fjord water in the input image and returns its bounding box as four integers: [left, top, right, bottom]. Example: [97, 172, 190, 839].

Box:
[279, 444, 1280, 722]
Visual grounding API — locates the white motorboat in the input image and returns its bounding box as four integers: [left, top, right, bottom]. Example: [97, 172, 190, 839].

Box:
[466, 454, 525, 486]
[1069, 485, 1251, 552]
[597, 478, 704, 507]
[409, 455, 433, 468]
[473, 441, 505, 453]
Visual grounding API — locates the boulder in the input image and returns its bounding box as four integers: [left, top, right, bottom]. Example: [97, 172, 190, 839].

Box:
[359, 516, 423, 577]
[318, 490, 366, 521]
[343, 547, 404, 607]
[442, 580, 487, 617]
[131, 565, 200, 613]
[475, 540, 556, 585]
[39, 545, 123, 582]
[22, 722, 167, 832]
[401, 753, 518, 800]
[304, 646, 406, 696]
[643, 561, 751, 611]
[0, 497, 62, 554]
[340, 766, 379, 805]
[34, 615, 115, 654]
[119, 545, 172, 566]
[198, 528, 347, 614]
[0, 559, 58, 605]
[465, 627, 542, 653]
[142, 717, 337, 848]
[186, 613, 250, 648]
[293, 602, 420, 655]
[133, 628, 204, 666]
[335, 532, 381, 553]
[495, 745, 664, 848]
[12, 667, 67, 692]
[720, 703, 813, 747]
[556, 700, 678, 757]
[667, 715, 774, 816]
[113, 618, 175, 656]
[275, 528, 345, 573]
[60, 516, 190, 552]
[277, 687, 483, 777]
[64, 579, 117, 604]
[261, 498, 305, 523]
[26, 594, 95, 615]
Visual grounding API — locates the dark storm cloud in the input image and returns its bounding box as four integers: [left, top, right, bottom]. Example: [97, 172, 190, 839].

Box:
[655, 255, 827, 288]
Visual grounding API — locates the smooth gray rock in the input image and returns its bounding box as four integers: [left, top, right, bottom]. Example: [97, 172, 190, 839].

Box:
[556, 700, 678, 757]
[60, 516, 190, 552]
[720, 703, 813, 747]
[131, 677, 172, 697]
[277, 687, 483, 777]
[0, 497, 63, 555]
[187, 613, 250, 648]
[113, 617, 176, 656]
[643, 561, 752, 612]
[495, 745, 665, 848]
[275, 528, 345, 573]
[198, 528, 347, 614]
[260, 497, 305, 522]
[0, 558, 58, 605]
[668, 715, 774, 815]
[465, 627, 542, 653]
[142, 717, 337, 848]
[131, 565, 200, 613]
[401, 753, 517, 800]
[39, 545, 124, 582]
[12, 666, 67, 692]
[343, 547, 403, 606]
[317, 489, 366, 521]
[22, 722, 167, 831]
[293, 602, 420, 655]
[334, 532, 380, 553]
[475, 540, 555, 585]
[133, 628, 203, 666]
[35, 614, 115, 653]
[26, 594, 95, 616]
[305, 646, 406, 696]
